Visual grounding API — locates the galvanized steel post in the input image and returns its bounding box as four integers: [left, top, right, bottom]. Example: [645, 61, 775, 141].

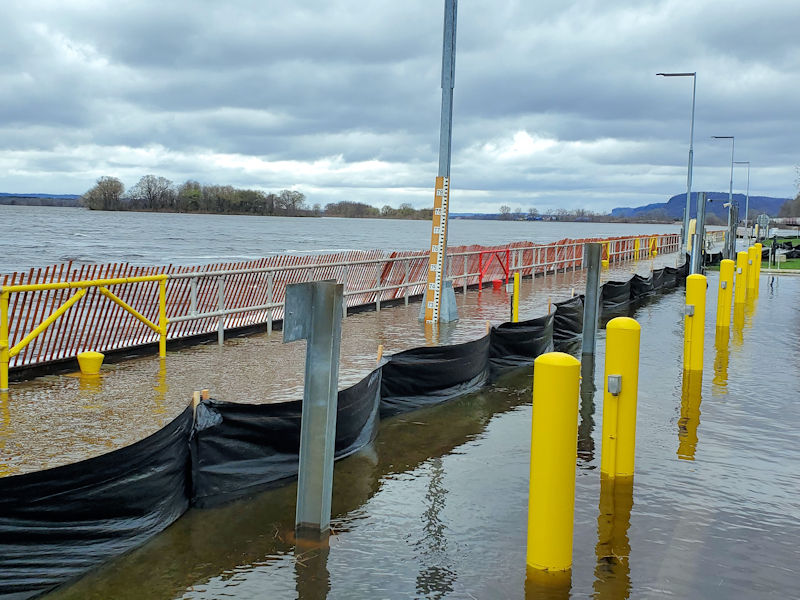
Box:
[581, 243, 602, 356]
[690, 192, 707, 275]
[527, 352, 580, 573]
[283, 280, 343, 537]
[600, 317, 641, 478]
[216, 276, 225, 346]
[683, 274, 707, 372]
[715, 259, 735, 329]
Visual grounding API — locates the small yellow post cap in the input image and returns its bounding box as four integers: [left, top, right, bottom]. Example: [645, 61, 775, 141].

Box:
[534, 351, 581, 369]
[77, 351, 104, 376]
[606, 316, 641, 331]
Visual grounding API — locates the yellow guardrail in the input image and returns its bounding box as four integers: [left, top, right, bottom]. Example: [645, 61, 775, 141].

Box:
[0, 275, 167, 391]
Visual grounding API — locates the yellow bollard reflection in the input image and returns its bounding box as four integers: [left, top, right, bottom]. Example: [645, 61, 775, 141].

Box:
[677, 370, 703, 460]
[593, 475, 633, 599]
[712, 327, 730, 395]
[732, 303, 745, 348]
[78, 373, 103, 394]
[525, 565, 572, 600]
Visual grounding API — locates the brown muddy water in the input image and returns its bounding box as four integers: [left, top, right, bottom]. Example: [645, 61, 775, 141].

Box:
[0, 255, 680, 475]
[34, 269, 800, 599]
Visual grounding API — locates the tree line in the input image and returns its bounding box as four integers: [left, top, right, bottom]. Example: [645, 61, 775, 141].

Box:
[80, 176, 434, 219]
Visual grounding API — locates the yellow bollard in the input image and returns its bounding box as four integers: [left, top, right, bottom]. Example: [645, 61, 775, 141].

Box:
[528, 352, 580, 573]
[746, 246, 757, 296]
[158, 278, 167, 358]
[634, 238, 640, 260]
[600, 317, 641, 478]
[649, 237, 658, 257]
[754, 243, 763, 289]
[734, 251, 748, 306]
[77, 351, 104, 376]
[512, 272, 520, 323]
[683, 274, 707, 372]
[0, 291, 8, 392]
[715, 259, 735, 329]
[376, 344, 384, 364]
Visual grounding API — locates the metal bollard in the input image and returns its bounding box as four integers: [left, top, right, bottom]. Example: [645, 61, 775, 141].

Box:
[715, 259, 735, 329]
[512, 272, 520, 322]
[683, 274, 707, 372]
[754, 242, 763, 291]
[527, 352, 580, 573]
[734, 251, 748, 305]
[600, 317, 641, 478]
[746, 246, 757, 296]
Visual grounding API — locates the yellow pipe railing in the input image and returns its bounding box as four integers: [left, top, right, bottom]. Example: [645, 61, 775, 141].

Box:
[0, 274, 167, 391]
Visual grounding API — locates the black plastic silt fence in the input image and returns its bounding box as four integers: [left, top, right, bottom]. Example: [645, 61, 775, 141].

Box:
[0, 263, 688, 599]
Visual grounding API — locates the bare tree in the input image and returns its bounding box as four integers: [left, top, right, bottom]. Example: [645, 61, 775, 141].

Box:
[128, 175, 175, 210]
[80, 176, 124, 210]
[499, 205, 511, 220]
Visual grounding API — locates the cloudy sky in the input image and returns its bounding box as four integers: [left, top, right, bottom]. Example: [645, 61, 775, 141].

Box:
[1, 0, 798, 213]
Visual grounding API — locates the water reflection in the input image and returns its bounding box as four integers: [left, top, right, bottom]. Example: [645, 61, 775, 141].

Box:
[415, 457, 456, 599]
[732, 303, 745, 347]
[712, 327, 730, 395]
[153, 358, 168, 421]
[677, 370, 702, 460]
[294, 538, 331, 600]
[593, 476, 633, 599]
[0, 391, 15, 477]
[525, 566, 572, 600]
[579, 354, 597, 463]
[78, 373, 103, 394]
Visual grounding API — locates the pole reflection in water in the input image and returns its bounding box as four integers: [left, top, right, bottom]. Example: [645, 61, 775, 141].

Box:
[525, 565, 571, 600]
[677, 370, 703, 460]
[578, 354, 597, 463]
[294, 538, 331, 600]
[415, 457, 456, 599]
[712, 327, 730, 395]
[0, 391, 15, 477]
[78, 373, 103, 395]
[153, 358, 168, 422]
[593, 476, 633, 599]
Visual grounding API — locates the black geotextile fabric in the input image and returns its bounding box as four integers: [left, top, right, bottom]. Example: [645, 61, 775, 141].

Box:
[0, 261, 690, 599]
[0, 406, 193, 600]
[191, 368, 381, 506]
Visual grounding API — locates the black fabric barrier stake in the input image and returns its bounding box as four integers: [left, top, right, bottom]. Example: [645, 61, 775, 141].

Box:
[0, 406, 194, 600]
[0, 261, 690, 598]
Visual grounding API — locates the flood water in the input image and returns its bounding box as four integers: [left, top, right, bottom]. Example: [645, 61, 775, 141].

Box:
[29, 270, 800, 599]
[0, 204, 679, 273]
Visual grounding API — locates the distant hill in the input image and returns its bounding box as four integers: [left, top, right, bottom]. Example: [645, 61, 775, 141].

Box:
[612, 192, 788, 220]
[0, 193, 81, 207]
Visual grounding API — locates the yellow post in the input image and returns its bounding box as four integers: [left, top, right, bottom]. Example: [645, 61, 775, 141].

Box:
[512, 272, 520, 322]
[158, 278, 167, 358]
[649, 237, 658, 257]
[600, 317, 641, 478]
[601, 242, 610, 268]
[715, 259, 735, 329]
[683, 274, 707, 372]
[376, 344, 384, 363]
[734, 250, 748, 306]
[77, 351, 104, 376]
[528, 352, 580, 573]
[634, 238, 640, 260]
[746, 246, 757, 296]
[754, 242, 763, 289]
[687, 219, 697, 252]
[0, 291, 9, 392]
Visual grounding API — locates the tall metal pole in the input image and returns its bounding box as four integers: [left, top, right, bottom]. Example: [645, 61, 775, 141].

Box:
[691, 192, 707, 275]
[581, 243, 602, 356]
[712, 135, 735, 258]
[735, 161, 750, 243]
[422, 0, 458, 324]
[657, 72, 696, 254]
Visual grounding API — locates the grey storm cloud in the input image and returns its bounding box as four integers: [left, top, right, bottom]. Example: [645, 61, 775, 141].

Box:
[0, 0, 797, 212]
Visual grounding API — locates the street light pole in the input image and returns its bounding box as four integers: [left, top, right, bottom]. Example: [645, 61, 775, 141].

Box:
[712, 135, 735, 258]
[734, 161, 750, 243]
[657, 72, 696, 255]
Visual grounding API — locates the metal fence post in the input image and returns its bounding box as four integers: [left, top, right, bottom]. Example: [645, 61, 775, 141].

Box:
[404, 260, 410, 306]
[217, 276, 225, 346]
[581, 243, 602, 357]
[283, 280, 343, 538]
[342, 265, 349, 318]
[266, 272, 274, 335]
[375, 267, 381, 312]
[463, 254, 468, 295]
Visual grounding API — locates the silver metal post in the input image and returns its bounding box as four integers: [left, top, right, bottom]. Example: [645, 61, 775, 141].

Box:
[266, 273, 273, 335]
[581, 243, 602, 356]
[463, 255, 468, 295]
[283, 280, 343, 538]
[375, 268, 381, 312]
[691, 192, 707, 274]
[735, 161, 750, 244]
[189, 278, 197, 317]
[405, 260, 410, 306]
[217, 276, 225, 346]
[342, 265, 348, 318]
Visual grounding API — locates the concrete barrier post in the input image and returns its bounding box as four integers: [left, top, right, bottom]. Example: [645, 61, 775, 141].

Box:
[715, 259, 735, 329]
[600, 317, 641, 478]
[528, 352, 581, 573]
[683, 274, 707, 372]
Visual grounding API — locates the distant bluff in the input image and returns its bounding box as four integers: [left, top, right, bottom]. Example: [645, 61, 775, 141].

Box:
[611, 192, 788, 219]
